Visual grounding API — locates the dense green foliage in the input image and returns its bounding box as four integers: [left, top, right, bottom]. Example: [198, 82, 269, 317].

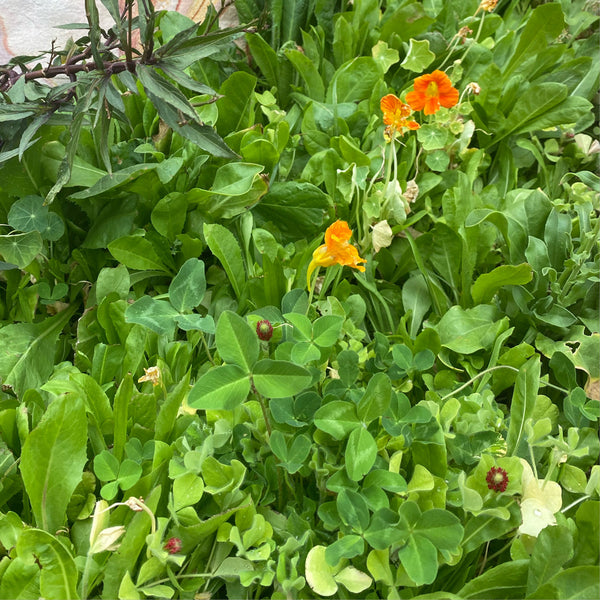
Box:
[0, 0, 598, 598]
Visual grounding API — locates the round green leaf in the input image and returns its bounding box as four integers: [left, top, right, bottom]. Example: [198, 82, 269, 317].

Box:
[305, 545, 338, 597]
[252, 359, 311, 398]
[345, 427, 377, 481]
[398, 534, 438, 586]
[314, 401, 360, 440]
[216, 310, 259, 373]
[125, 295, 179, 336]
[169, 258, 206, 312]
[7, 195, 48, 233]
[0, 231, 43, 268]
[188, 364, 250, 410]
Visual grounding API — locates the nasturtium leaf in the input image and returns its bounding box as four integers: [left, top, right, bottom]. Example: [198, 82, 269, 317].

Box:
[216, 310, 259, 373]
[188, 364, 250, 411]
[345, 427, 377, 481]
[401, 38, 435, 72]
[8, 195, 48, 233]
[0, 231, 43, 268]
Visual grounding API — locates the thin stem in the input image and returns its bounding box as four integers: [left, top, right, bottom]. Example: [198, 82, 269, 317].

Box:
[561, 495, 590, 514]
[440, 365, 519, 400]
[199, 331, 215, 365]
[253, 384, 272, 437]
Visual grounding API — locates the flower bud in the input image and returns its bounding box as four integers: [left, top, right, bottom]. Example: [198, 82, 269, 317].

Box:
[256, 319, 273, 341]
[164, 537, 182, 554]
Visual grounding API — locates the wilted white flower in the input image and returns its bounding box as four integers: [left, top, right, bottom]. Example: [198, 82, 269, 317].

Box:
[518, 459, 562, 537]
[372, 220, 394, 253]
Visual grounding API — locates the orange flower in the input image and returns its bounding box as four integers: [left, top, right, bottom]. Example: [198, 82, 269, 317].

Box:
[405, 70, 459, 116]
[380, 94, 420, 137]
[307, 220, 366, 288]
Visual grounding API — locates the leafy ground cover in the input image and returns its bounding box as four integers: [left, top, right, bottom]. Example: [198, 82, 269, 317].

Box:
[0, 0, 598, 598]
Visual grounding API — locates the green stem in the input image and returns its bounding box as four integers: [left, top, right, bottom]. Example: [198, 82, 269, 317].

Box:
[80, 552, 93, 599]
[441, 365, 519, 400]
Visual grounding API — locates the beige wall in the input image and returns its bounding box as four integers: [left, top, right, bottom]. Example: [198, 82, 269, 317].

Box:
[0, 0, 223, 64]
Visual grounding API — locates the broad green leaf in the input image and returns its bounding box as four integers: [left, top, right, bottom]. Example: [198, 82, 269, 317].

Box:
[112, 373, 132, 462]
[173, 472, 204, 512]
[337, 489, 370, 532]
[188, 364, 250, 411]
[151, 192, 188, 240]
[169, 258, 206, 313]
[20, 394, 87, 533]
[125, 296, 179, 336]
[435, 305, 509, 354]
[216, 71, 257, 136]
[0, 231, 42, 268]
[403, 273, 432, 338]
[504, 3, 565, 78]
[252, 359, 311, 398]
[325, 535, 364, 565]
[326, 57, 383, 103]
[0, 556, 40, 598]
[528, 566, 600, 600]
[506, 355, 540, 457]
[175, 314, 215, 333]
[204, 223, 245, 300]
[364, 470, 407, 493]
[314, 401, 361, 440]
[215, 311, 259, 373]
[108, 235, 170, 272]
[40, 140, 106, 188]
[17, 529, 78, 600]
[416, 509, 463, 551]
[0, 306, 76, 397]
[398, 534, 438, 586]
[285, 47, 325, 102]
[201, 457, 246, 495]
[471, 263, 533, 304]
[400, 38, 435, 72]
[96, 264, 130, 304]
[305, 545, 338, 597]
[312, 315, 344, 347]
[155, 370, 191, 443]
[527, 526, 573, 595]
[357, 372, 392, 425]
[458, 560, 529, 599]
[345, 427, 377, 481]
[69, 163, 159, 200]
[252, 181, 330, 242]
[187, 163, 267, 220]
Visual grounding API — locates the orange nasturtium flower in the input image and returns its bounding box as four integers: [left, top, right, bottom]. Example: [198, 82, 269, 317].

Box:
[405, 70, 459, 116]
[380, 94, 420, 138]
[307, 220, 366, 288]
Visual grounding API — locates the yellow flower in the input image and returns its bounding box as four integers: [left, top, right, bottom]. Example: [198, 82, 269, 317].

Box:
[138, 366, 161, 386]
[518, 459, 562, 537]
[307, 220, 366, 288]
[380, 94, 420, 138]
